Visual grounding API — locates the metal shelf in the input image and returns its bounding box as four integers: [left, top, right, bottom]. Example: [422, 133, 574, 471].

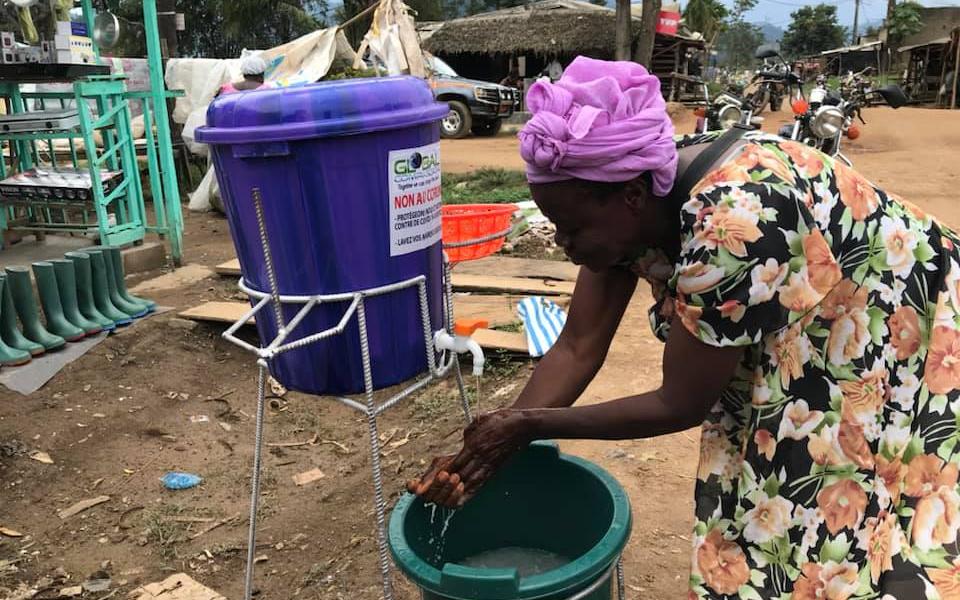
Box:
[0, 63, 110, 84]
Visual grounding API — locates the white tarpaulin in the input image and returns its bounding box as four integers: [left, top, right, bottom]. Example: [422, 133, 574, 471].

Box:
[166, 28, 356, 211]
[354, 0, 425, 78]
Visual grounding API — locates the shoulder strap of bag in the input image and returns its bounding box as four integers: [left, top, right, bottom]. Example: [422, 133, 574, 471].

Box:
[669, 125, 752, 204]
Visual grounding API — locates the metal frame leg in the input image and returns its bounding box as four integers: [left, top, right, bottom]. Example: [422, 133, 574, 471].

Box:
[357, 300, 394, 600]
[243, 363, 269, 600]
[444, 257, 472, 424]
[453, 357, 472, 423]
[616, 557, 625, 600]
[232, 216, 485, 600]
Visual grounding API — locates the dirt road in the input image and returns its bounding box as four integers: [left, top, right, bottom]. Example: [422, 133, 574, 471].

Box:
[0, 105, 958, 600]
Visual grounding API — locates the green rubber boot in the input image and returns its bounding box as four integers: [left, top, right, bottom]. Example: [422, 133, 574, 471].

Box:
[64, 252, 115, 332]
[0, 274, 44, 356]
[0, 277, 31, 366]
[51, 259, 102, 336]
[83, 248, 145, 318]
[5, 267, 66, 351]
[106, 247, 156, 313]
[84, 252, 132, 326]
[33, 262, 85, 342]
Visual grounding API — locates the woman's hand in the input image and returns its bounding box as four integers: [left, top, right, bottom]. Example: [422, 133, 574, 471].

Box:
[407, 409, 533, 508]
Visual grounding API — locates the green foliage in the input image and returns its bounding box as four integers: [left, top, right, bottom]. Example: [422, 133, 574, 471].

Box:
[718, 21, 765, 69]
[683, 0, 729, 43]
[780, 4, 846, 59]
[408, 0, 446, 22]
[216, 0, 322, 53]
[321, 66, 380, 80]
[886, 2, 924, 48]
[442, 169, 530, 205]
[0, 0, 326, 59]
[731, 0, 758, 21]
[716, 0, 763, 69]
[0, 3, 54, 42]
[335, 0, 371, 48]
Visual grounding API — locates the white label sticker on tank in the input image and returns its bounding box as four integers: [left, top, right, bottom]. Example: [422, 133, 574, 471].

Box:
[388, 143, 442, 257]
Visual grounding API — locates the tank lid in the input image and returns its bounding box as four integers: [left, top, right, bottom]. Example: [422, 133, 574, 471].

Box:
[195, 76, 448, 144]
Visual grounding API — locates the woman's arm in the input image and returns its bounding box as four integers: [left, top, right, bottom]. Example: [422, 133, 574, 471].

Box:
[522, 317, 743, 439]
[511, 265, 639, 409]
[412, 316, 743, 506]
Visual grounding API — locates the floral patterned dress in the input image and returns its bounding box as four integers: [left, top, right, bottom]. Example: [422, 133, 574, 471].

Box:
[639, 133, 960, 600]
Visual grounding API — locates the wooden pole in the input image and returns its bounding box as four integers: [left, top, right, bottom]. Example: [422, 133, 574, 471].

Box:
[852, 0, 861, 45]
[615, 0, 632, 61]
[636, 0, 661, 68]
[952, 30, 959, 109]
[341, 1, 380, 31]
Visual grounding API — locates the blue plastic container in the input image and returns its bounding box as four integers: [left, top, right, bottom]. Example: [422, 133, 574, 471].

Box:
[196, 77, 449, 395]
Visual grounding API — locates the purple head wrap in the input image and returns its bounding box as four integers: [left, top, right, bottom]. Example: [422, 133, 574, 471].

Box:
[519, 56, 678, 197]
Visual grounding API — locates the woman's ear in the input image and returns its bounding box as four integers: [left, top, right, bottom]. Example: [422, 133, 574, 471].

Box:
[621, 175, 650, 214]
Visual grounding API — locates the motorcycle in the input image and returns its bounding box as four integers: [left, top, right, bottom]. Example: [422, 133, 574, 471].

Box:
[780, 76, 908, 166]
[746, 47, 798, 115]
[841, 67, 876, 107]
[693, 82, 751, 133]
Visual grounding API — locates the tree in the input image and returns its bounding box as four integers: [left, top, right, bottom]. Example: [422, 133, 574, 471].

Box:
[615, 0, 632, 61]
[885, 1, 923, 49]
[780, 4, 846, 59]
[717, 0, 763, 70]
[406, 0, 444, 22]
[635, 0, 660, 67]
[683, 0, 728, 45]
[335, 0, 373, 48]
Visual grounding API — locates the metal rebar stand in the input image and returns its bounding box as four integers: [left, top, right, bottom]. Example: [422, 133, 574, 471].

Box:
[224, 191, 476, 600]
[223, 199, 629, 600]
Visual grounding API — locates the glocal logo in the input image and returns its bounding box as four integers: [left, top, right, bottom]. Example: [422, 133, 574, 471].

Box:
[394, 151, 439, 175]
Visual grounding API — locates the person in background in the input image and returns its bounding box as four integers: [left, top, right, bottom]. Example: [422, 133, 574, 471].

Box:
[500, 67, 521, 89]
[542, 58, 564, 82]
[219, 54, 268, 95]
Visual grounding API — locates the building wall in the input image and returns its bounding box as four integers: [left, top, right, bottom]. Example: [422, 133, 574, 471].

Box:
[901, 6, 960, 49]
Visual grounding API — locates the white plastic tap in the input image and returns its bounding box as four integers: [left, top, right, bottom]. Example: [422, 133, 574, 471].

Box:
[434, 319, 487, 376]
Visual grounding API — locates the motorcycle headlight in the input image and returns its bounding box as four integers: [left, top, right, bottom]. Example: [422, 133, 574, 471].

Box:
[717, 105, 742, 129]
[811, 105, 844, 138]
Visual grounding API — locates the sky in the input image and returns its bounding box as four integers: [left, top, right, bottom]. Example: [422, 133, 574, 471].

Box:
[733, 0, 960, 30]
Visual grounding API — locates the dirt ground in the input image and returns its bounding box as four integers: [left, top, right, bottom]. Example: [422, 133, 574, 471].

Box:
[1, 105, 959, 600]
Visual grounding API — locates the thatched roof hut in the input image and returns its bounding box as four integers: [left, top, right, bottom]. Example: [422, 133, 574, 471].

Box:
[421, 0, 705, 102]
[423, 1, 625, 57]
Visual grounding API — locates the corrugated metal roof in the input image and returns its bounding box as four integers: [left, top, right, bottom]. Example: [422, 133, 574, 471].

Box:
[820, 40, 883, 56]
[898, 37, 951, 54]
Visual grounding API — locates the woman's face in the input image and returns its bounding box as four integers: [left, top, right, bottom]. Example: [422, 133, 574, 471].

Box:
[530, 179, 652, 272]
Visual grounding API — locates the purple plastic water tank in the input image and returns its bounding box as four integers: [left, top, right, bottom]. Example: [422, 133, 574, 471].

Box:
[195, 77, 449, 395]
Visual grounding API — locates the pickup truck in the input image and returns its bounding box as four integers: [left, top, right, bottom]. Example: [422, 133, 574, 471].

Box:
[426, 54, 518, 139]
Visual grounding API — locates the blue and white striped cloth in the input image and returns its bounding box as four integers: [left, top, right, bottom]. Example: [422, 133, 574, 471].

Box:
[517, 296, 568, 357]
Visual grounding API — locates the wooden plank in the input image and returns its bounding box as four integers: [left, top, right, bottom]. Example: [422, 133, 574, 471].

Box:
[131, 573, 227, 600]
[454, 294, 568, 327]
[451, 274, 575, 296]
[58, 495, 110, 520]
[179, 296, 562, 329]
[215, 256, 580, 284]
[215, 258, 241, 276]
[473, 328, 528, 353]
[181, 301, 530, 354]
[453, 256, 579, 282]
[180, 301, 252, 325]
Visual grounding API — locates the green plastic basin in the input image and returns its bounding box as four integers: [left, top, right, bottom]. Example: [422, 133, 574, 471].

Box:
[389, 442, 632, 600]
